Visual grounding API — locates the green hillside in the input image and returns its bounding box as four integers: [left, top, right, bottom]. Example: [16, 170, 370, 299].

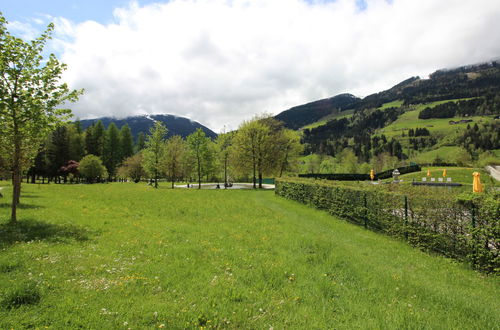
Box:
[293, 62, 500, 166]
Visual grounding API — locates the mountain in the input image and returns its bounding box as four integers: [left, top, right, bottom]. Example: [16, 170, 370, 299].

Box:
[275, 60, 500, 130]
[277, 60, 500, 162]
[275, 93, 361, 129]
[78, 114, 217, 139]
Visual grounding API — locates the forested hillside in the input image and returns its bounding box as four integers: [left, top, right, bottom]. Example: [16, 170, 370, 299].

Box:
[275, 61, 500, 172]
[79, 114, 217, 139]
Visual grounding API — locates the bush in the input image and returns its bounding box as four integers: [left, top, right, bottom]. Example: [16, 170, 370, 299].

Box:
[79, 155, 108, 183]
[276, 178, 499, 273]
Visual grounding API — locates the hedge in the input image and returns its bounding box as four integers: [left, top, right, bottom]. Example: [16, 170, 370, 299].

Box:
[299, 164, 421, 181]
[275, 178, 499, 273]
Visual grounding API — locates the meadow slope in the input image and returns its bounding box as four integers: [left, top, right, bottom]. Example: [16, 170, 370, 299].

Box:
[0, 182, 498, 329]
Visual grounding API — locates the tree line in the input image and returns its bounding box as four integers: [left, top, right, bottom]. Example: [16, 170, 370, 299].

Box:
[23, 115, 303, 189]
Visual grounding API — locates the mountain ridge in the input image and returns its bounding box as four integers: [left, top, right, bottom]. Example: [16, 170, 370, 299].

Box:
[78, 114, 217, 139]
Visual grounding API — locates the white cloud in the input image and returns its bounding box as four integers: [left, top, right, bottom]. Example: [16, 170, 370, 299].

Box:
[50, 0, 500, 131]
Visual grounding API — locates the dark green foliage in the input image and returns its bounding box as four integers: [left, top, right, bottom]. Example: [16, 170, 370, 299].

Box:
[459, 121, 500, 155]
[135, 132, 146, 152]
[119, 124, 134, 160]
[276, 178, 499, 273]
[303, 108, 403, 156]
[419, 101, 457, 119]
[275, 93, 361, 129]
[103, 122, 121, 179]
[1, 282, 40, 309]
[298, 165, 420, 181]
[47, 126, 70, 179]
[299, 173, 370, 181]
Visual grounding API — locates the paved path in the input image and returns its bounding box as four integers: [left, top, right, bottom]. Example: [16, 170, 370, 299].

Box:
[485, 166, 500, 181]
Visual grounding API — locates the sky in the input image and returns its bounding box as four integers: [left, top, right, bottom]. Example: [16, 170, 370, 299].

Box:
[2, 0, 500, 132]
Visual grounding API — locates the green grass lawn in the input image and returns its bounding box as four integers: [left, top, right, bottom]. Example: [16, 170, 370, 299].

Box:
[0, 182, 499, 328]
[378, 98, 492, 139]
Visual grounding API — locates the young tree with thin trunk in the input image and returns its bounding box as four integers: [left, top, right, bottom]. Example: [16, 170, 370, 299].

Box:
[142, 121, 167, 188]
[215, 131, 234, 187]
[232, 118, 270, 188]
[0, 15, 82, 222]
[187, 128, 211, 189]
[164, 135, 186, 188]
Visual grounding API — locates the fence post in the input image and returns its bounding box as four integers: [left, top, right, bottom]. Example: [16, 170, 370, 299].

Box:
[363, 193, 368, 229]
[471, 203, 477, 267]
[404, 196, 408, 240]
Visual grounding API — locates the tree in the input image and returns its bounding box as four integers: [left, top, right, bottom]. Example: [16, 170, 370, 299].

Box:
[187, 128, 211, 189]
[142, 121, 167, 188]
[103, 122, 121, 180]
[164, 135, 186, 188]
[232, 119, 269, 188]
[215, 131, 233, 187]
[79, 154, 107, 183]
[276, 129, 303, 177]
[232, 115, 291, 188]
[47, 125, 70, 182]
[0, 15, 82, 222]
[120, 124, 134, 161]
[67, 122, 85, 162]
[135, 132, 146, 153]
[117, 153, 145, 183]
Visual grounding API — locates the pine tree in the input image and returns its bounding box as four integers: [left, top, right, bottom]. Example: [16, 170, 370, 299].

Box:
[120, 124, 134, 161]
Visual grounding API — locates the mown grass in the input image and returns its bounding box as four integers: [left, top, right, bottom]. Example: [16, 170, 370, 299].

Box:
[397, 166, 499, 188]
[0, 182, 499, 328]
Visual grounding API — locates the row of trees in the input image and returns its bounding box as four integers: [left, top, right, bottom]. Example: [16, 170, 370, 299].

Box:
[118, 116, 302, 189]
[26, 121, 136, 183]
[23, 115, 303, 189]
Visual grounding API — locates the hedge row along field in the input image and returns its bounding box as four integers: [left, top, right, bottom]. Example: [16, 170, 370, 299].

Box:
[275, 178, 499, 273]
[298, 164, 421, 181]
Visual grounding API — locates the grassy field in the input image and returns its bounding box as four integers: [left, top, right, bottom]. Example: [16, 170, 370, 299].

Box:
[378, 98, 491, 139]
[0, 182, 499, 328]
[392, 166, 499, 189]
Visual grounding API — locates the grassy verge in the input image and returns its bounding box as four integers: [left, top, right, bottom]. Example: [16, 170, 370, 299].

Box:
[0, 182, 498, 328]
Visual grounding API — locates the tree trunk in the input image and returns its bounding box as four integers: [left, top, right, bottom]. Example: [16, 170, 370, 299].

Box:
[11, 145, 22, 223]
[258, 172, 263, 189]
[154, 169, 158, 188]
[197, 155, 201, 189]
[224, 157, 228, 189]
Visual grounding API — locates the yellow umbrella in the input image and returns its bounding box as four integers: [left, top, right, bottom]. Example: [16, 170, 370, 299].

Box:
[370, 169, 375, 181]
[427, 169, 431, 177]
[443, 169, 447, 177]
[472, 172, 483, 193]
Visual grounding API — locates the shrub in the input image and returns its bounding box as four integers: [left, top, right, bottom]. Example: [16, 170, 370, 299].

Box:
[79, 155, 108, 183]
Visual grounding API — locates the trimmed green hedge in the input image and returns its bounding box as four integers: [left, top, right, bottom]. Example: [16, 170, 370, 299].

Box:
[298, 165, 421, 181]
[275, 178, 499, 273]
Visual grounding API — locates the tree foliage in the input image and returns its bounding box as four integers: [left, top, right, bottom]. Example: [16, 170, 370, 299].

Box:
[0, 14, 82, 221]
[79, 154, 107, 183]
[142, 121, 167, 188]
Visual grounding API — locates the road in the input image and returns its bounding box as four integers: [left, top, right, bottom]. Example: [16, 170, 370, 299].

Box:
[485, 165, 500, 181]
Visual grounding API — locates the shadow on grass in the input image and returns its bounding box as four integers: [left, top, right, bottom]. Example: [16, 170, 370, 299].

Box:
[0, 203, 45, 210]
[0, 219, 93, 248]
